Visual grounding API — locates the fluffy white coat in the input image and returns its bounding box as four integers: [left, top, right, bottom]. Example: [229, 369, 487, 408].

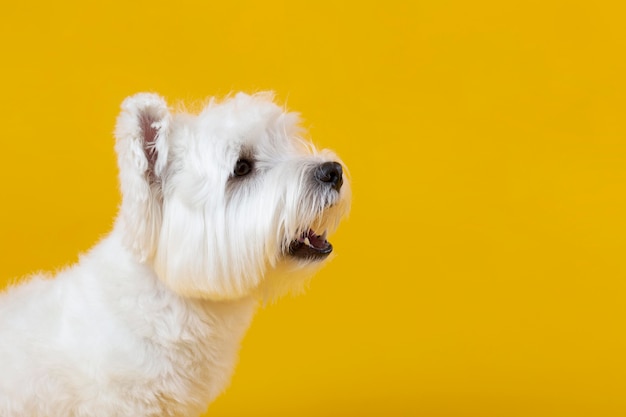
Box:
[0, 92, 350, 416]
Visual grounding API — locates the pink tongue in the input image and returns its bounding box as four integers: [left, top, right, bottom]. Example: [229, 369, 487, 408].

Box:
[307, 230, 327, 249]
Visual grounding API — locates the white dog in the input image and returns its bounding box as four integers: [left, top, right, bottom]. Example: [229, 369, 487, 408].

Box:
[0, 92, 350, 417]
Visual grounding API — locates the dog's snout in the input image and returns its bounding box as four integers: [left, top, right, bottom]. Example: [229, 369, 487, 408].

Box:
[315, 162, 343, 192]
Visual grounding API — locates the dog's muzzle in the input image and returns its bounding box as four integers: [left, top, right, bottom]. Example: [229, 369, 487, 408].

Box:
[288, 161, 344, 261]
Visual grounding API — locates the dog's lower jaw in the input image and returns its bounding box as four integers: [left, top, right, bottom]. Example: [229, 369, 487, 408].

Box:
[0, 228, 257, 417]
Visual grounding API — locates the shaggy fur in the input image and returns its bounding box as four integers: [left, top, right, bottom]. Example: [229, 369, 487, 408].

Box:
[0, 92, 350, 416]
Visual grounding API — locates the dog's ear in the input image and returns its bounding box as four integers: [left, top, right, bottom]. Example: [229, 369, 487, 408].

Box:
[114, 93, 171, 261]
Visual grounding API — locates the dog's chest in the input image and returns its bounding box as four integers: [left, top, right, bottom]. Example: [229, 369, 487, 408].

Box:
[127, 295, 256, 414]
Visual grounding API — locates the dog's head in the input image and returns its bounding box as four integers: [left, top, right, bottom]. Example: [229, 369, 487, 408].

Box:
[114, 92, 350, 300]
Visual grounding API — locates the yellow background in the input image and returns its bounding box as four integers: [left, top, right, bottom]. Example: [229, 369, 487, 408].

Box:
[1, 1, 625, 416]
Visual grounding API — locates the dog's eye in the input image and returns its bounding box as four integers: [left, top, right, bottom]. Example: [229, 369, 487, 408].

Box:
[233, 159, 253, 177]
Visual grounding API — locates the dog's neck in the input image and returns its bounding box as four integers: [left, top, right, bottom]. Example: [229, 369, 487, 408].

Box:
[85, 228, 259, 412]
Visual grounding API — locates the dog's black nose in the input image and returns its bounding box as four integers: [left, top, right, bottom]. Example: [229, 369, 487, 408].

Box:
[315, 162, 343, 192]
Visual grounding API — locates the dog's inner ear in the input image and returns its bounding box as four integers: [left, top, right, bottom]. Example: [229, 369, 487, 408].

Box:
[140, 114, 159, 167]
[139, 111, 164, 187]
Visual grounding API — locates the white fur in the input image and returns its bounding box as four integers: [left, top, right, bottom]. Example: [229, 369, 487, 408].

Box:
[0, 92, 350, 416]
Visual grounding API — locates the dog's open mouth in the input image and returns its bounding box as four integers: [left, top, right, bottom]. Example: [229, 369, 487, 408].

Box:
[288, 229, 333, 260]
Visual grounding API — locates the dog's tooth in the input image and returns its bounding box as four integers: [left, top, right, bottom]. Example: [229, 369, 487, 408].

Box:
[304, 237, 311, 247]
